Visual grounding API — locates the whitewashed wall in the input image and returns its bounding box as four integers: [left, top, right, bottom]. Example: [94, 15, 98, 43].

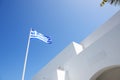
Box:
[64, 23, 120, 80]
[33, 10, 120, 80]
[33, 42, 82, 80]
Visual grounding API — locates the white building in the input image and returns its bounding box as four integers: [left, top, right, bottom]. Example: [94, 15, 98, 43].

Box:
[33, 10, 120, 80]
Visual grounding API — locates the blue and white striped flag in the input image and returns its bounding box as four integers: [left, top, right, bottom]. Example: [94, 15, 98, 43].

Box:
[30, 29, 52, 44]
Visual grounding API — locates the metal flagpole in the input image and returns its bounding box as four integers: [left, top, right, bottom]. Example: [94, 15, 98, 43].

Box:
[22, 28, 32, 80]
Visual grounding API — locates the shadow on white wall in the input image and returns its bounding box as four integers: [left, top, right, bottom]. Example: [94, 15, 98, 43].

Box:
[90, 65, 120, 80]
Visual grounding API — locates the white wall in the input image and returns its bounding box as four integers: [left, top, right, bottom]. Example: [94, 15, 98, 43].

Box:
[33, 10, 120, 80]
[64, 23, 120, 80]
[33, 42, 82, 80]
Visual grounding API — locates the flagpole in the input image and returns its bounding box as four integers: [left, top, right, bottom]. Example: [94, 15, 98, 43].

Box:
[22, 28, 32, 80]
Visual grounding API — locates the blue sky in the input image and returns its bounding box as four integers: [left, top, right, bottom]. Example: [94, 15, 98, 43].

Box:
[0, 0, 119, 80]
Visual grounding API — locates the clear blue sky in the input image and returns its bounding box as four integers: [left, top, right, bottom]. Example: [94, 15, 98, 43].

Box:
[0, 0, 119, 80]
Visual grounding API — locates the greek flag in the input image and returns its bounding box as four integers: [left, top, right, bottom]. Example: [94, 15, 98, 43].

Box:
[30, 29, 52, 44]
